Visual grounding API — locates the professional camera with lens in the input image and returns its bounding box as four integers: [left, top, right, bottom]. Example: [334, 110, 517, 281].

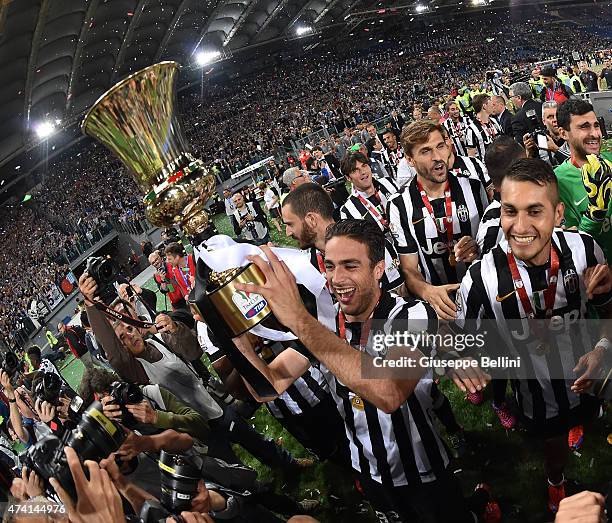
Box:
[108, 381, 144, 427]
[33, 372, 63, 405]
[23, 401, 125, 502]
[139, 451, 202, 522]
[85, 255, 118, 303]
[526, 109, 547, 143]
[0, 352, 19, 378]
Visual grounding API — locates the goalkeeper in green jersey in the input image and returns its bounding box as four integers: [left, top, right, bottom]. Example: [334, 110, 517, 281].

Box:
[555, 99, 611, 261]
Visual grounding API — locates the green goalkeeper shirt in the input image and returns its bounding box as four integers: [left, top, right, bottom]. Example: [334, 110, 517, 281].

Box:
[554, 152, 612, 262]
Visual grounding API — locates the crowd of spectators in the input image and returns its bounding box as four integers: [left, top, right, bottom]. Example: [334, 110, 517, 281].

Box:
[0, 10, 610, 347]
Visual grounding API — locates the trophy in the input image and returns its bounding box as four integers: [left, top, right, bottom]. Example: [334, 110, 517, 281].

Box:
[82, 61, 283, 395]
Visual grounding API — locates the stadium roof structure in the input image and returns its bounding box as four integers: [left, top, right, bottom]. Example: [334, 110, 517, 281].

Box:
[0, 0, 605, 192]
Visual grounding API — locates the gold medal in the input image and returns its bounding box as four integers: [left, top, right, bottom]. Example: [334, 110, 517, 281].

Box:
[449, 253, 456, 266]
[351, 395, 365, 410]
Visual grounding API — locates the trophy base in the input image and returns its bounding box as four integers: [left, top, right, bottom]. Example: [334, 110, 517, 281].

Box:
[206, 263, 272, 337]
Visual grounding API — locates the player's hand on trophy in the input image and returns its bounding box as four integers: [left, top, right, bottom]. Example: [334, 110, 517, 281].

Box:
[234, 245, 307, 330]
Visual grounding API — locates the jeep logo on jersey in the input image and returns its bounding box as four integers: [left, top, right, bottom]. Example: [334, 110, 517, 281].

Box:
[457, 204, 469, 222]
[421, 238, 454, 256]
[232, 289, 267, 319]
[563, 269, 578, 295]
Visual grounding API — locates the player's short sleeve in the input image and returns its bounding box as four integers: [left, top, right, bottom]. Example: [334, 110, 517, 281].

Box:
[387, 196, 419, 255]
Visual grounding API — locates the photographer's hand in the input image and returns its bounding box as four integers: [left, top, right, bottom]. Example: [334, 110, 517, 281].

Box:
[0, 370, 14, 396]
[56, 396, 71, 421]
[78, 272, 98, 305]
[155, 314, 177, 335]
[117, 431, 149, 460]
[168, 513, 214, 523]
[34, 399, 56, 424]
[101, 453, 156, 515]
[50, 447, 126, 523]
[522, 133, 538, 158]
[22, 467, 44, 499]
[100, 395, 123, 421]
[125, 400, 158, 425]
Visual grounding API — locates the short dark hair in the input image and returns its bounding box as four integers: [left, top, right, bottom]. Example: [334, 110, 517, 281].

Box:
[472, 94, 490, 114]
[444, 100, 458, 111]
[484, 136, 525, 188]
[341, 152, 369, 177]
[282, 183, 334, 220]
[79, 367, 120, 403]
[325, 219, 385, 266]
[400, 120, 445, 156]
[556, 98, 595, 131]
[312, 146, 323, 153]
[27, 346, 41, 360]
[164, 242, 184, 257]
[382, 128, 397, 138]
[503, 158, 559, 204]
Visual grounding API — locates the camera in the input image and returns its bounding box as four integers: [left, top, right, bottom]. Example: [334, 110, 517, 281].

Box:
[33, 372, 63, 405]
[0, 352, 19, 378]
[138, 451, 202, 522]
[23, 401, 126, 501]
[108, 381, 144, 427]
[85, 256, 118, 303]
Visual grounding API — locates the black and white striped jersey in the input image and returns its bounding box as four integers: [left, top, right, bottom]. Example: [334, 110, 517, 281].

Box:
[258, 341, 331, 419]
[387, 175, 489, 285]
[449, 154, 491, 189]
[196, 322, 331, 418]
[443, 117, 471, 156]
[476, 198, 504, 256]
[322, 291, 448, 487]
[454, 229, 611, 422]
[377, 144, 405, 181]
[340, 179, 404, 291]
[465, 116, 503, 159]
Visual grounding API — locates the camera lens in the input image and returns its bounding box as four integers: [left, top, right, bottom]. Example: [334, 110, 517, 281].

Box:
[159, 451, 201, 513]
[24, 401, 126, 502]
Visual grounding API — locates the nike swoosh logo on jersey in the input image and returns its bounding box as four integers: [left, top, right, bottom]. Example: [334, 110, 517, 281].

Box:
[573, 195, 588, 206]
[496, 290, 516, 302]
[412, 217, 425, 224]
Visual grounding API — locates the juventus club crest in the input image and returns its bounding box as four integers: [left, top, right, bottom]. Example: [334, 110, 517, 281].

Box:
[563, 269, 579, 295]
[456, 204, 469, 223]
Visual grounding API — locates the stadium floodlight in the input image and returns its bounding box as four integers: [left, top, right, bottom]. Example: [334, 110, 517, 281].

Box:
[471, 0, 487, 5]
[295, 26, 313, 36]
[195, 50, 221, 67]
[415, 4, 427, 13]
[35, 121, 55, 139]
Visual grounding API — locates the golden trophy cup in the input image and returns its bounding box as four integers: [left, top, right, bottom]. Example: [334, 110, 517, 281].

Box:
[82, 62, 280, 393]
[82, 61, 273, 334]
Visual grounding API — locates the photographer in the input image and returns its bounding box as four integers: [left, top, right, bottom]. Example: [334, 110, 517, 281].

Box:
[79, 276, 304, 473]
[231, 192, 270, 245]
[148, 250, 188, 311]
[0, 371, 33, 448]
[118, 282, 159, 319]
[80, 367, 209, 448]
[523, 101, 569, 166]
